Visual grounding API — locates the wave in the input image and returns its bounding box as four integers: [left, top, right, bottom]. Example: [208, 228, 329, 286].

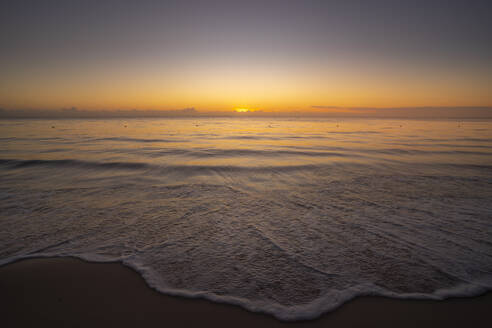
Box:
[362, 149, 492, 156]
[109, 263, 492, 321]
[382, 142, 492, 149]
[0, 158, 325, 174]
[0, 253, 489, 321]
[113, 147, 492, 159]
[0, 158, 151, 170]
[94, 137, 189, 143]
[420, 138, 492, 143]
[2, 158, 492, 173]
[210, 135, 331, 140]
[327, 131, 382, 134]
[94, 136, 332, 142]
[145, 148, 363, 158]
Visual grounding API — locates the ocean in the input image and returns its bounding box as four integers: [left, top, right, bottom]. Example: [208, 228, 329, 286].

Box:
[1, 117, 491, 320]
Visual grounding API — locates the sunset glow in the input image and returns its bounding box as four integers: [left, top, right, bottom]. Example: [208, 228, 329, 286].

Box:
[1, 1, 491, 115]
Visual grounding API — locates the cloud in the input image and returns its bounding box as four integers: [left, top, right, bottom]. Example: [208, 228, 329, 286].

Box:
[309, 106, 492, 118]
[311, 106, 342, 109]
[0, 107, 201, 118]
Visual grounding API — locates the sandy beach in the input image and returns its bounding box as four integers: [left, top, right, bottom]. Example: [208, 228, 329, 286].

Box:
[0, 257, 490, 327]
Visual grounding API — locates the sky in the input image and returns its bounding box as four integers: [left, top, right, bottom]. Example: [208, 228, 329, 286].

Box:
[1, 0, 491, 114]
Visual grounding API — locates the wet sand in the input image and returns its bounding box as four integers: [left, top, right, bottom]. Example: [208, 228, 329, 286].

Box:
[0, 257, 490, 327]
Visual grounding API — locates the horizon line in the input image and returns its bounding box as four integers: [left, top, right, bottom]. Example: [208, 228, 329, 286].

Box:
[1, 106, 492, 119]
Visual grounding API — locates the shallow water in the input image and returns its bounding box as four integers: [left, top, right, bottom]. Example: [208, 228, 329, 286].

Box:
[1, 118, 491, 320]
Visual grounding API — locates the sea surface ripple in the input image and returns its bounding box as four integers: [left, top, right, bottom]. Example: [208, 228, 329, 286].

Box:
[1, 118, 491, 320]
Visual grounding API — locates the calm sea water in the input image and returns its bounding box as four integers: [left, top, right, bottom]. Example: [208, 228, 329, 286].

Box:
[1, 118, 491, 320]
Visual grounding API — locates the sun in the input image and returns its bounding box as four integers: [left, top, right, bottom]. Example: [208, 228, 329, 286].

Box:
[235, 108, 250, 113]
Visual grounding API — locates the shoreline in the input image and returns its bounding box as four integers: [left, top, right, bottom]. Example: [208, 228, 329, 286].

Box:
[1, 257, 491, 327]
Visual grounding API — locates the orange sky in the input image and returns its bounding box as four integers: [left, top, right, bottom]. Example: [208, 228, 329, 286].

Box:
[1, 1, 491, 113]
[2, 60, 490, 112]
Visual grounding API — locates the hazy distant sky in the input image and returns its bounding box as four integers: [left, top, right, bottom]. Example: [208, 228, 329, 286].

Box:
[1, 0, 491, 112]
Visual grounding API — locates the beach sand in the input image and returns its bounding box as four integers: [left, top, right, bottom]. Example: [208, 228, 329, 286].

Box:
[1, 257, 490, 327]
